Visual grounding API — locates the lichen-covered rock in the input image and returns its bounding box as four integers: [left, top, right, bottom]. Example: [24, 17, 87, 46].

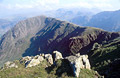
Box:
[81, 55, 91, 69]
[25, 55, 44, 68]
[20, 56, 32, 63]
[52, 51, 63, 61]
[66, 56, 83, 77]
[4, 61, 18, 68]
[66, 54, 91, 77]
[33, 55, 44, 62]
[38, 56, 44, 62]
[26, 59, 40, 68]
[45, 54, 53, 65]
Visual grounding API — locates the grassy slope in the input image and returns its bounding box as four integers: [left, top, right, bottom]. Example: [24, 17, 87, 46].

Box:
[88, 37, 120, 75]
[0, 59, 100, 78]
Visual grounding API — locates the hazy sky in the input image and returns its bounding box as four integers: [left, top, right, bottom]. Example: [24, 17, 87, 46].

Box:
[0, 0, 120, 17]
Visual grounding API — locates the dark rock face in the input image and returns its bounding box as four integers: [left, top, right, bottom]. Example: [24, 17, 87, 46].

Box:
[0, 16, 119, 66]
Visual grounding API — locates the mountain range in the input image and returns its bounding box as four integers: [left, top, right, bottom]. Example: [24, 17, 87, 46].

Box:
[1, 9, 120, 37]
[0, 9, 120, 78]
[0, 8, 94, 37]
[0, 15, 119, 67]
[70, 10, 120, 32]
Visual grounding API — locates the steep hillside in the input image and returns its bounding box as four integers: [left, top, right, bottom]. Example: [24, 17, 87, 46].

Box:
[88, 37, 120, 78]
[0, 16, 119, 67]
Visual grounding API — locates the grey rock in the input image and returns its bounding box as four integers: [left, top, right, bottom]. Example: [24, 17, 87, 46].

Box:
[25, 55, 44, 68]
[81, 55, 91, 69]
[20, 56, 32, 63]
[45, 54, 53, 65]
[66, 55, 83, 77]
[66, 54, 91, 77]
[53, 51, 63, 61]
[26, 59, 40, 68]
[4, 61, 18, 68]
[37, 56, 44, 62]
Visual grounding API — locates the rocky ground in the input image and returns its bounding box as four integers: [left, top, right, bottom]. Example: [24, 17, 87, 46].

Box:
[0, 51, 102, 78]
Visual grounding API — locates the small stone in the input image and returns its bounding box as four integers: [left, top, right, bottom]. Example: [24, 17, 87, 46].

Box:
[4, 61, 18, 68]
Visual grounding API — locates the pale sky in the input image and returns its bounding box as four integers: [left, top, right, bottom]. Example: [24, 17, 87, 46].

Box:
[0, 0, 120, 17]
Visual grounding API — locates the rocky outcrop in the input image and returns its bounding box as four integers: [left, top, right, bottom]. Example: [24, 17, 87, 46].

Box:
[25, 51, 63, 67]
[4, 61, 18, 68]
[52, 51, 63, 61]
[81, 55, 91, 69]
[22, 51, 64, 68]
[19, 50, 91, 77]
[20, 56, 32, 63]
[25, 55, 44, 68]
[24, 54, 53, 68]
[34, 55, 44, 62]
[66, 55, 82, 77]
[25, 51, 64, 67]
[2, 50, 92, 78]
[45, 54, 53, 65]
[66, 53, 91, 77]
[26, 59, 41, 68]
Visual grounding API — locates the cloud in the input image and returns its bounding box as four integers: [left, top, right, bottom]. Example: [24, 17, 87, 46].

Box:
[30, 0, 60, 10]
[0, 0, 120, 17]
[0, 0, 60, 11]
[0, 0, 120, 11]
[60, 0, 120, 11]
[15, 4, 33, 9]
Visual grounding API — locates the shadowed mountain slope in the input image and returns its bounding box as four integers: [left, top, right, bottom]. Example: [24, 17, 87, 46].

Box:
[88, 37, 120, 77]
[0, 16, 119, 66]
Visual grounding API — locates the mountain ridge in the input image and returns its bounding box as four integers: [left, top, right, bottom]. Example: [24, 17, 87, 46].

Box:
[0, 15, 119, 67]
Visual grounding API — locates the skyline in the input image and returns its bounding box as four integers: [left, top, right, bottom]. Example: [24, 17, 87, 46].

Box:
[0, 0, 120, 18]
